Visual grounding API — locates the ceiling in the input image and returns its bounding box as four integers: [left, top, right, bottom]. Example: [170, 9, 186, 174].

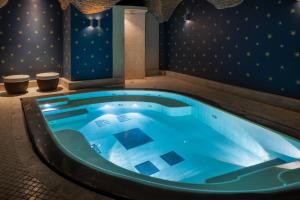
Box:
[59, 0, 243, 21]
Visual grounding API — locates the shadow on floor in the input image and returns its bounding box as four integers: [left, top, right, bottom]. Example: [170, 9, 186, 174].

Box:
[0, 87, 64, 97]
[36, 87, 64, 93]
[0, 91, 28, 97]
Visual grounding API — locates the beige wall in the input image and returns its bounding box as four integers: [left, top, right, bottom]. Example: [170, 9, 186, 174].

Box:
[124, 9, 147, 80]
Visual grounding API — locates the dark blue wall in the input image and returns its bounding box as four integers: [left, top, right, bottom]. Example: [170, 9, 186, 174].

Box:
[63, 7, 71, 80]
[159, 23, 168, 70]
[160, 0, 300, 99]
[64, 6, 112, 81]
[0, 0, 63, 81]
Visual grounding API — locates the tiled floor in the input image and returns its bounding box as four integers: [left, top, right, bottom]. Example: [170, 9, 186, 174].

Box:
[0, 87, 112, 200]
[0, 127, 58, 200]
[0, 92, 61, 199]
[0, 75, 299, 200]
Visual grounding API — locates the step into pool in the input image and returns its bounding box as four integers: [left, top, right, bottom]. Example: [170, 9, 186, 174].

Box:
[22, 90, 300, 200]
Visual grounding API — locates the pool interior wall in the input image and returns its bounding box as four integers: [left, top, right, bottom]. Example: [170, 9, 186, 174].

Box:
[22, 89, 300, 200]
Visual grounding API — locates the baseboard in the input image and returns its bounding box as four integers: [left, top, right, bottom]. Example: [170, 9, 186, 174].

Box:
[0, 77, 123, 91]
[145, 69, 161, 76]
[60, 77, 124, 90]
[166, 71, 300, 113]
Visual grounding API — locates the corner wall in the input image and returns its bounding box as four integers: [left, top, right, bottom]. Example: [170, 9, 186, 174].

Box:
[0, 0, 63, 81]
[63, 5, 113, 81]
[63, 7, 71, 80]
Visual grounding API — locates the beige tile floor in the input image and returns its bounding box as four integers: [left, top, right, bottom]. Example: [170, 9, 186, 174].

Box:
[0, 75, 299, 200]
[0, 87, 113, 200]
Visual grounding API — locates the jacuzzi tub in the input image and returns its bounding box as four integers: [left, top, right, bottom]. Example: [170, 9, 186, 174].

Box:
[22, 89, 300, 200]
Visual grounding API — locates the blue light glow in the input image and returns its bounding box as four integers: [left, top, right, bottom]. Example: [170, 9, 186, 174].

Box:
[39, 90, 300, 188]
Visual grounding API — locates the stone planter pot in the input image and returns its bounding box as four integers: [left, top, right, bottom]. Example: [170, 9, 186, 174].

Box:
[36, 72, 60, 92]
[3, 75, 30, 94]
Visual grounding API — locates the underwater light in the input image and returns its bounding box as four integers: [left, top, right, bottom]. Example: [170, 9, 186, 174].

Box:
[132, 103, 138, 108]
[101, 114, 116, 120]
[102, 104, 113, 110]
[43, 104, 51, 108]
[42, 108, 57, 112]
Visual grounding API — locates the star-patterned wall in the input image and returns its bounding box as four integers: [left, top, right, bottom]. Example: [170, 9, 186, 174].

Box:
[0, 0, 63, 81]
[160, 0, 300, 99]
[63, 5, 112, 81]
[63, 7, 71, 80]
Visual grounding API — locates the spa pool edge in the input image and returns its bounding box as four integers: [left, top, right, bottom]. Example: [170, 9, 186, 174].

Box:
[21, 89, 300, 200]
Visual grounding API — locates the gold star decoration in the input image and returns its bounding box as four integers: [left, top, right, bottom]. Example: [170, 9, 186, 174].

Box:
[290, 31, 297, 36]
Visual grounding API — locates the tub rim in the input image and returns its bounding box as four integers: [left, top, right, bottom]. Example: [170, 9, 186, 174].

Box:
[21, 88, 300, 200]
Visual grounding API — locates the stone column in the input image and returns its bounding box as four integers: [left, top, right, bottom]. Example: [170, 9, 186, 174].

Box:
[124, 8, 147, 80]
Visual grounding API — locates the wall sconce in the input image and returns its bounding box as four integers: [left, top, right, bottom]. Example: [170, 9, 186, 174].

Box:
[95, 17, 101, 28]
[88, 17, 101, 30]
[184, 11, 191, 22]
[92, 19, 98, 28]
[87, 17, 93, 30]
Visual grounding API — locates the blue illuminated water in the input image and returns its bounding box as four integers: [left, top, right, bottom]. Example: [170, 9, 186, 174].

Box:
[38, 90, 300, 184]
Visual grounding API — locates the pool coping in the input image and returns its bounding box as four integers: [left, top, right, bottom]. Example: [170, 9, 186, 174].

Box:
[21, 88, 300, 200]
[23, 87, 300, 139]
